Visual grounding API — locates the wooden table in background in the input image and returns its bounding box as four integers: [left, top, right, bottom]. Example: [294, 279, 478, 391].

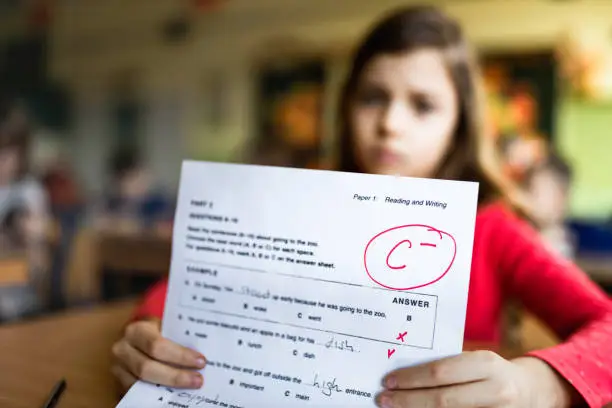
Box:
[0, 299, 136, 408]
[99, 232, 172, 277]
[65, 231, 172, 305]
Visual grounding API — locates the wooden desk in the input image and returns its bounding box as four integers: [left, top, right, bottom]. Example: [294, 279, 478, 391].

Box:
[0, 299, 137, 408]
[0, 299, 557, 408]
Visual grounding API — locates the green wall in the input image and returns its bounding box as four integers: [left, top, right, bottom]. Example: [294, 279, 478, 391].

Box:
[558, 98, 612, 219]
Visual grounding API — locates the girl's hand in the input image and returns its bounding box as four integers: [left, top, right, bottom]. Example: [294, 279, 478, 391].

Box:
[111, 318, 207, 393]
[377, 350, 574, 408]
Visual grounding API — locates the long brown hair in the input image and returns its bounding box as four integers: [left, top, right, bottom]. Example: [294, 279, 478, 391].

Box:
[337, 5, 521, 208]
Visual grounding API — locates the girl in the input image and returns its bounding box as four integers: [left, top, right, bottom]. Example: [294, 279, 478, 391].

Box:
[95, 147, 174, 235]
[523, 152, 576, 260]
[111, 6, 612, 407]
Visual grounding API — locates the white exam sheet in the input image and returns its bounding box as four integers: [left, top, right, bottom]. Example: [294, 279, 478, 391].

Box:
[116, 161, 479, 407]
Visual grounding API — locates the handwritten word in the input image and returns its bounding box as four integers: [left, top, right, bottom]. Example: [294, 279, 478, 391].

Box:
[174, 391, 239, 406]
[310, 374, 344, 397]
[324, 336, 356, 353]
[239, 286, 271, 299]
[387, 349, 395, 359]
[396, 331, 407, 342]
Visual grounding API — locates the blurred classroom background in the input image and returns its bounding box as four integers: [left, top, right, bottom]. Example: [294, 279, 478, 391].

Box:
[2, 0, 612, 325]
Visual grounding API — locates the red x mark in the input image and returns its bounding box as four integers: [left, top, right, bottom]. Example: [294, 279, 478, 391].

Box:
[396, 331, 407, 342]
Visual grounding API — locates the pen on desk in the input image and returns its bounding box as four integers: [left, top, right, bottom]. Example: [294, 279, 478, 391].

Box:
[41, 378, 66, 408]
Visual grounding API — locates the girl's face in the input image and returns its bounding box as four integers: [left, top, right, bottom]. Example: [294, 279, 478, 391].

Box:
[119, 167, 152, 201]
[350, 49, 459, 178]
[0, 146, 20, 185]
[528, 169, 569, 226]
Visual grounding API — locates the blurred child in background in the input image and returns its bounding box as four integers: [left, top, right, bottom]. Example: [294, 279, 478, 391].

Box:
[96, 148, 174, 236]
[42, 150, 84, 309]
[0, 95, 50, 321]
[524, 152, 575, 259]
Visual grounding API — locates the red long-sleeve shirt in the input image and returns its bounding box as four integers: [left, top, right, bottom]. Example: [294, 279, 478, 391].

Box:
[133, 202, 612, 407]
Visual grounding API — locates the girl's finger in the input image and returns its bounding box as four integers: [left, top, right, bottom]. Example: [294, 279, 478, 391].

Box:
[111, 364, 138, 392]
[112, 339, 203, 389]
[383, 350, 503, 389]
[125, 320, 206, 369]
[377, 379, 510, 408]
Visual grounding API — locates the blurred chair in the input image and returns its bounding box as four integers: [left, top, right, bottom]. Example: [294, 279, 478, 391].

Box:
[63, 224, 172, 307]
[0, 255, 29, 287]
[64, 227, 101, 306]
[48, 206, 84, 309]
[98, 231, 171, 300]
[502, 303, 558, 353]
[0, 254, 41, 322]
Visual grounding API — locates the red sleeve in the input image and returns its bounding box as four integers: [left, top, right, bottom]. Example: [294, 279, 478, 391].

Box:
[491, 206, 612, 407]
[132, 279, 169, 321]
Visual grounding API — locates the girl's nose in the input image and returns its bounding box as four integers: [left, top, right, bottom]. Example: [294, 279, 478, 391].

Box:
[379, 102, 411, 140]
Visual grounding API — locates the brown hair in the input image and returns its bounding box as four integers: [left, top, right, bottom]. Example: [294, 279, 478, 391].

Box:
[0, 95, 31, 181]
[337, 5, 521, 207]
[524, 150, 572, 188]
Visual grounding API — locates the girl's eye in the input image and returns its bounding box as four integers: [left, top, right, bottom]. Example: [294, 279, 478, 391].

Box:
[412, 95, 435, 115]
[356, 87, 388, 108]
